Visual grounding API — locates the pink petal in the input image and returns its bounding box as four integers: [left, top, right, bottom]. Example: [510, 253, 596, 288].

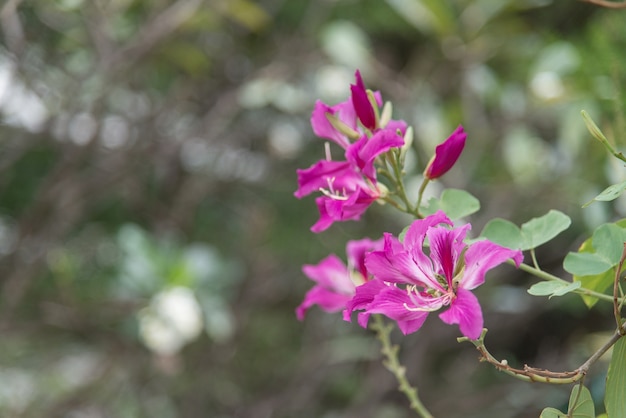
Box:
[438, 287, 483, 339]
[403, 211, 452, 251]
[461, 240, 524, 290]
[294, 160, 353, 198]
[346, 129, 404, 180]
[310, 187, 378, 232]
[296, 286, 353, 320]
[302, 254, 353, 294]
[344, 278, 387, 322]
[346, 238, 384, 280]
[426, 224, 469, 286]
[350, 70, 376, 131]
[424, 125, 466, 180]
[311, 100, 351, 149]
[367, 286, 430, 335]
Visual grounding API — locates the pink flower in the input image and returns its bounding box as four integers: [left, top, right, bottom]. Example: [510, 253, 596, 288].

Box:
[296, 238, 383, 323]
[297, 70, 407, 232]
[359, 211, 523, 339]
[424, 125, 467, 180]
[294, 158, 383, 233]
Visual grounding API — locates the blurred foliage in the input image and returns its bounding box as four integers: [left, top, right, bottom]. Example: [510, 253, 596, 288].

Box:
[0, 0, 625, 417]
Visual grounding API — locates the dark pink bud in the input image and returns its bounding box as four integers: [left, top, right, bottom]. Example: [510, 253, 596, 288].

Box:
[350, 70, 377, 131]
[424, 125, 466, 180]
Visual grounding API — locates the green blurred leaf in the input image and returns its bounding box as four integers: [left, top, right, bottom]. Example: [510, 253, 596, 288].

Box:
[221, 0, 271, 32]
[540, 407, 566, 418]
[520, 210, 571, 250]
[423, 188, 480, 220]
[605, 337, 626, 418]
[583, 180, 626, 207]
[480, 218, 524, 250]
[527, 281, 581, 298]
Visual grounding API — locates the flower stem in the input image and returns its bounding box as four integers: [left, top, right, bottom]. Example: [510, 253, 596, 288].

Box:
[614, 243, 626, 334]
[370, 315, 434, 418]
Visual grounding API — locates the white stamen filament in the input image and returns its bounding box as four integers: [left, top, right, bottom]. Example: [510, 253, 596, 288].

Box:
[318, 177, 349, 200]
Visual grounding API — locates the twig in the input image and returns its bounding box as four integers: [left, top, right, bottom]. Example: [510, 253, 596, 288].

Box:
[459, 329, 623, 384]
[370, 315, 434, 418]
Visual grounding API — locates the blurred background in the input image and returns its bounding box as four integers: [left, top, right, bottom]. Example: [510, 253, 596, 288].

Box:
[0, 0, 625, 417]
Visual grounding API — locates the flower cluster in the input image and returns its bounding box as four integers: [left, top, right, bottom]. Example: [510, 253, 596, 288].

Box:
[295, 70, 518, 340]
[294, 70, 407, 232]
[298, 212, 522, 339]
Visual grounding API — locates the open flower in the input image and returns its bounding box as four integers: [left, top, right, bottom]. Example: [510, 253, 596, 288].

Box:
[297, 70, 407, 232]
[296, 238, 383, 322]
[424, 125, 467, 180]
[358, 211, 523, 339]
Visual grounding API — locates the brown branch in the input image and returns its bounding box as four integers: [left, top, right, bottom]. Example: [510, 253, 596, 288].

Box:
[460, 329, 623, 384]
[581, 0, 626, 8]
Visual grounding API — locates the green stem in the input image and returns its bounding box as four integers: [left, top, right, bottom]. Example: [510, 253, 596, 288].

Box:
[414, 178, 430, 218]
[370, 315, 434, 418]
[614, 243, 626, 334]
[511, 260, 618, 304]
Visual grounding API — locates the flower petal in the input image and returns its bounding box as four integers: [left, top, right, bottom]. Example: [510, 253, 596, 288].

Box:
[461, 240, 524, 290]
[346, 238, 384, 281]
[344, 278, 387, 321]
[302, 254, 353, 293]
[294, 160, 353, 198]
[367, 286, 430, 335]
[346, 129, 404, 180]
[427, 223, 469, 286]
[403, 210, 452, 252]
[296, 286, 353, 320]
[438, 287, 483, 339]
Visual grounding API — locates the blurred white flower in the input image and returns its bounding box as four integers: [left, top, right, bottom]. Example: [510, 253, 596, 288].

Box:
[139, 286, 203, 355]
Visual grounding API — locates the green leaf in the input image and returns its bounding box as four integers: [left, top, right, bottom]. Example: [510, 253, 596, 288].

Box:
[583, 180, 626, 207]
[592, 223, 626, 265]
[480, 218, 524, 250]
[540, 407, 567, 418]
[422, 188, 480, 220]
[605, 337, 626, 418]
[566, 220, 626, 308]
[520, 210, 571, 250]
[480, 210, 571, 251]
[567, 384, 594, 418]
[576, 267, 614, 309]
[527, 281, 581, 298]
[564, 251, 614, 276]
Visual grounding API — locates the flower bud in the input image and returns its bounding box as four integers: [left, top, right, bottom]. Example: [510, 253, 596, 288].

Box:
[424, 125, 466, 180]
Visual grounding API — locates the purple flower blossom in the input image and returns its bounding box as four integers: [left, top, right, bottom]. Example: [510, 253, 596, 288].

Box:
[296, 70, 407, 232]
[296, 238, 383, 323]
[424, 125, 467, 180]
[355, 211, 523, 339]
